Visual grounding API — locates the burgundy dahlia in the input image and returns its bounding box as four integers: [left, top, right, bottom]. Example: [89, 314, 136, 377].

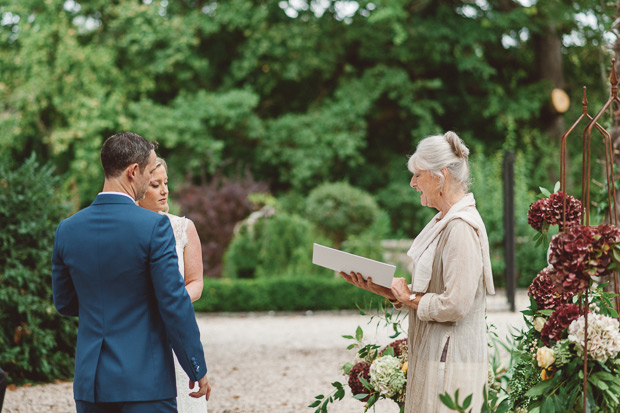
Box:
[528, 198, 550, 232]
[528, 267, 574, 310]
[547, 191, 582, 231]
[549, 224, 620, 287]
[540, 303, 581, 346]
[348, 361, 371, 401]
[549, 225, 596, 276]
[527, 191, 582, 233]
[380, 338, 408, 358]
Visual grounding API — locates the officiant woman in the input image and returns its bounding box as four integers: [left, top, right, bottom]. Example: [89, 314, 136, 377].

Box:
[341, 131, 495, 412]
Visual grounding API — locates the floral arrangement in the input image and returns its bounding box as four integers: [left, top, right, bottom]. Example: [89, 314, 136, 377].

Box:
[309, 305, 409, 413]
[505, 189, 620, 411]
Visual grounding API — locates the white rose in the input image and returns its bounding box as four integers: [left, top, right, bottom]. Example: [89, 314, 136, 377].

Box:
[537, 346, 555, 369]
[533, 317, 546, 332]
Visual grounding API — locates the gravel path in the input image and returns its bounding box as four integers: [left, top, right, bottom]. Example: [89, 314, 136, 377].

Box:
[3, 290, 528, 413]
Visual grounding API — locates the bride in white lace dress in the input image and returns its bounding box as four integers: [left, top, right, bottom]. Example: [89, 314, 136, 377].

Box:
[138, 157, 208, 413]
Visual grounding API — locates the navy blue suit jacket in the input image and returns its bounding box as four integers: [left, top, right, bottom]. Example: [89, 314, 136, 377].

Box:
[52, 193, 207, 402]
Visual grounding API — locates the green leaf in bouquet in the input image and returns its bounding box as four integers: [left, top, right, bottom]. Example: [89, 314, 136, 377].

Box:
[342, 362, 353, 375]
[589, 373, 609, 391]
[439, 391, 457, 409]
[553, 181, 560, 193]
[356, 325, 364, 341]
[365, 393, 378, 410]
[342, 335, 354, 340]
[308, 400, 321, 408]
[525, 379, 553, 398]
[463, 393, 472, 409]
[538, 309, 554, 316]
[353, 393, 369, 400]
[541, 395, 555, 413]
[540, 186, 552, 197]
[346, 344, 356, 350]
[383, 345, 394, 357]
[358, 375, 374, 391]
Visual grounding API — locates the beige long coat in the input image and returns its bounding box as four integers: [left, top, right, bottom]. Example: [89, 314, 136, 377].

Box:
[404, 210, 491, 412]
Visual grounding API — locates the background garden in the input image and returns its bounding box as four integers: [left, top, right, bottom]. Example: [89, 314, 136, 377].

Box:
[1, 0, 619, 386]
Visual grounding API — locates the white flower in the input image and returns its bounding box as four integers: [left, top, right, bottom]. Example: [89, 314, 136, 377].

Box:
[536, 346, 555, 368]
[369, 355, 406, 398]
[533, 317, 546, 332]
[568, 313, 620, 363]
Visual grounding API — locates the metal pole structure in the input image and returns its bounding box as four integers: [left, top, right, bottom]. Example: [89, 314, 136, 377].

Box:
[503, 150, 516, 312]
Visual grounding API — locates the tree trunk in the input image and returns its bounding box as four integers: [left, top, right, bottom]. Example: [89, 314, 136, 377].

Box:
[534, 23, 566, 141]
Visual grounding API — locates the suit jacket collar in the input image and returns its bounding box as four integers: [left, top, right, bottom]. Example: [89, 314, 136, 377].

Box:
[92, 193, 137, 206]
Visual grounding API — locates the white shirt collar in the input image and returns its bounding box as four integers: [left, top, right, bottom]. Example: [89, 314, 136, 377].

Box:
[98, 191, 135, 201]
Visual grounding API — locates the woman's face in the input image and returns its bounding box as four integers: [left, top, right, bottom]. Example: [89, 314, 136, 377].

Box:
[410, 169, 441, 210]
[139, 165, 168, 212]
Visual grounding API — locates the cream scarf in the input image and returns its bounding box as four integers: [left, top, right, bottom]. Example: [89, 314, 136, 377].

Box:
[406, 193, 495, 294]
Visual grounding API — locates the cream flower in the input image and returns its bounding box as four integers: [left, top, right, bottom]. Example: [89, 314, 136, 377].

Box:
[533, 317, 546, 332]
[568, 313, 620, 363]
[536, 346, 555, 369]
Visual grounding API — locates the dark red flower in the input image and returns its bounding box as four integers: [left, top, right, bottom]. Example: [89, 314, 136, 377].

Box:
[540, 303, 581, 346]
[547, 191, 582, 231]
[380, 339, 408, 358]
[549, 225, 620, 289]
[528, 267, 574, 310]
[528, 198, 550, 232]
[348, 362, 371, 401]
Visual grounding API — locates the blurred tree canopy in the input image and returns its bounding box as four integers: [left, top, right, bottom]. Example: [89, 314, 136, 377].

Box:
[0, 0, 615, 209]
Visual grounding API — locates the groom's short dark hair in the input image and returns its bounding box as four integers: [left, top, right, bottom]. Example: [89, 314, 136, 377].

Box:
[101, 132, 158, 178]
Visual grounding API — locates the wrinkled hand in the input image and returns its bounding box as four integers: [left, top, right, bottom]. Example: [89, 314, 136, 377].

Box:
[391, 277, 422, 309]
[340, 271, 377, 293]
[189, 374, 211, 400]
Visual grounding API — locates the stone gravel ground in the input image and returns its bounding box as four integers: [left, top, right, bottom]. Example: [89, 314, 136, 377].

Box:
[3, 290, 528, 413]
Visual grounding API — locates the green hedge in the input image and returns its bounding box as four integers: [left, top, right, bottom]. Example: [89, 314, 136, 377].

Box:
[0, 155, 77, 384]
[193, 275, 383, 312]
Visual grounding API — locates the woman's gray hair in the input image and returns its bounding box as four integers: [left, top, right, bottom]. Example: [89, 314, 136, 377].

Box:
[407, 131, 471, 192]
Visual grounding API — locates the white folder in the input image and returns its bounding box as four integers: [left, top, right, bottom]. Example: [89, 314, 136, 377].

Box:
[312, 243, 396, 288]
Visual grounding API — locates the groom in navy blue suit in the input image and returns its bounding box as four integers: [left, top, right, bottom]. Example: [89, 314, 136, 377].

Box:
[52, 132, 210, 412]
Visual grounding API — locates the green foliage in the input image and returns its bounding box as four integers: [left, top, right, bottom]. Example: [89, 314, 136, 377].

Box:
[223, 210, 329, 279]
[306, 182, 381, 247]
[0, 155, 76, 384]
[193, 275, 378, 312]
[470, 148, 547, 288]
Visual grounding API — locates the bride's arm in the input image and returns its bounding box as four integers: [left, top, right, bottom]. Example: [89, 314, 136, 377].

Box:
[340, 271, 397, 301]
[183, 220, 204, 302]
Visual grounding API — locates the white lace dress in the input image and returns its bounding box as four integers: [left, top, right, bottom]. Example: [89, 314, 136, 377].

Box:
[167, 214, 208, 413]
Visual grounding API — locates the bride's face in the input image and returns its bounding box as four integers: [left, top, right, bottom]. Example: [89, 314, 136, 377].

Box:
[138, 165, 169, 213]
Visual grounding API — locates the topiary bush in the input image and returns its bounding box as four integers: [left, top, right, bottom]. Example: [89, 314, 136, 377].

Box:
[174, 171, 269, 278]
[0, 155, 77, 384]
[223, 209, 331, 279]
[305, 182, 381, 248]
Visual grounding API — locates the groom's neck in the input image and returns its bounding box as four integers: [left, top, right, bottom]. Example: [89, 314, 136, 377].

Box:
[102, 177, 135, 200]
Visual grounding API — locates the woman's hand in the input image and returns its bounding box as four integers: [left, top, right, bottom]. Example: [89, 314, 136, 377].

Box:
[391, 278, 423, 309]
[340, 271, 396, 300]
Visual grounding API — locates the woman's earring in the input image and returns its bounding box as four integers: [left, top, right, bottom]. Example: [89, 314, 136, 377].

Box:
[439, 189, 443, 196]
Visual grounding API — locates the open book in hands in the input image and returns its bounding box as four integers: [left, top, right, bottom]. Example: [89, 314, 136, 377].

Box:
[311, 243, 395, 288]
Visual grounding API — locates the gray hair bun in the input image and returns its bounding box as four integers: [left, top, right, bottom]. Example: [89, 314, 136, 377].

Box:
[444, 131, 469, 160]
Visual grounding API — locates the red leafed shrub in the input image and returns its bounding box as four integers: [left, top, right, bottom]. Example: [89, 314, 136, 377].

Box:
[174, 172, 269, 278]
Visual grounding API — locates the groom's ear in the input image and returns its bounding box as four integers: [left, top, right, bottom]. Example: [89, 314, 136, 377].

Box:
[126, 163, 140, 181]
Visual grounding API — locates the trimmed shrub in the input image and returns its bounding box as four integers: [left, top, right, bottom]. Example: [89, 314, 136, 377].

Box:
[0, 155, 76, 384]
[305, 182, 381, 248]
[223, 210, 329, 279]
[174, 171, 269, 278]
[193, 276, 381, 312]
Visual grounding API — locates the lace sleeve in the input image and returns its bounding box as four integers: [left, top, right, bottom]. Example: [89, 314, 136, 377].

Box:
[168, 214, 190, 251]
